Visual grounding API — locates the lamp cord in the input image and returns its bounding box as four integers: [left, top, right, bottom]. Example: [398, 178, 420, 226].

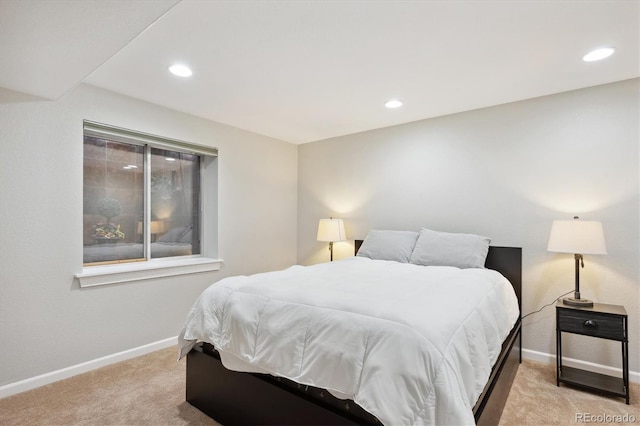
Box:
[521, 290, 574, 320]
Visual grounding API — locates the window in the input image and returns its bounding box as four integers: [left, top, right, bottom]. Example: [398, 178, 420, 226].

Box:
[82, 121, 217, 269]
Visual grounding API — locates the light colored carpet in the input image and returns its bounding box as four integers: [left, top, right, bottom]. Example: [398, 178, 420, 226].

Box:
[500, 358, 639, 425]
[0, 346, 637, 425]
[0, 347, 219, 426]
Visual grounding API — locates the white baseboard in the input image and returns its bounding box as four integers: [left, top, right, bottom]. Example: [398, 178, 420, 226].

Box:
[2, 342, 636, 399]
[0, 336, 177, 399]
[522, 348, 640, 384]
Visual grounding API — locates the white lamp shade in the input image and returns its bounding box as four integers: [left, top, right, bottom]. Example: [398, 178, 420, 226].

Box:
[317, 218, 346, 242]
[547, 219, 607, 255]
[150, 221, 166, 234]
[137, 220, 166, 234]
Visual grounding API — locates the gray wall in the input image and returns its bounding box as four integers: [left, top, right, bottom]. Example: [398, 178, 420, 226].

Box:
[298, 79, 639, 373]
[1, 78, 637, 389]
[0, 84, 298, 386]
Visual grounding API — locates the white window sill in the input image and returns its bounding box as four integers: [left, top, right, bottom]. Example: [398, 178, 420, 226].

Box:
[75, 257, 223, 288]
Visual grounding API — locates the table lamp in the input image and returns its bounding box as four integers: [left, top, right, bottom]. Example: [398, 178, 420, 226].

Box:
[317, 217, 346, 261]
[547, 216, 607, 307]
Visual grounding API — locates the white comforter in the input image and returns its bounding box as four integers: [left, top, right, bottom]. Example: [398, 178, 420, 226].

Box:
[178, 257, 519, 425]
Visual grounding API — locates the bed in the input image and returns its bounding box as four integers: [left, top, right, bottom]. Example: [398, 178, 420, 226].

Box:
[179, 229, 522, 425]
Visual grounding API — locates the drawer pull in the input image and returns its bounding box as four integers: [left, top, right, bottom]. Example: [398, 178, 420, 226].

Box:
[584, 320, 597, 327]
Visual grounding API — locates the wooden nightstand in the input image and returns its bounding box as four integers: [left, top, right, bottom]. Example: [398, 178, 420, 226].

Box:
[556, 301, 629, 404]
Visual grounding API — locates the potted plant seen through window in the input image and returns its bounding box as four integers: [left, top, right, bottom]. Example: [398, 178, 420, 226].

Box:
[93, 197, 125, 240]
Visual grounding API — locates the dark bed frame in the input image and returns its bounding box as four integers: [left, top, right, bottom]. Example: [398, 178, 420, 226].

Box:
[186, 244, 522, 425]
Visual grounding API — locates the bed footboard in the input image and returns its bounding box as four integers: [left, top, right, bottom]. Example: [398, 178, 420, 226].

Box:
[186, 344, 375, 425]
[186, 323, 521, 425]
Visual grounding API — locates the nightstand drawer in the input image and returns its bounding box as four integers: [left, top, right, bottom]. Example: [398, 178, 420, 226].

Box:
[558, 310, 624, 340]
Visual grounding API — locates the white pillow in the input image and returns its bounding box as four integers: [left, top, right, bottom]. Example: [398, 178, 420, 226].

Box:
[409, 228, 490, 268]
[357, 230, 419, 263]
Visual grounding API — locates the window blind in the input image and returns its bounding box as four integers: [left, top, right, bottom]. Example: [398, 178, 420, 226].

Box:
[83, 120, 218, 157]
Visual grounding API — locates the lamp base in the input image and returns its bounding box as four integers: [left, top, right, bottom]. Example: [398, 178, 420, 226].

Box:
[562, 297, 594, 307]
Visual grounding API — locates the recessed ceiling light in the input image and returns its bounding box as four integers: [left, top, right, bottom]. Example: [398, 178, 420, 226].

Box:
[385, 99, 403, 109]
[582, 47, 615, 62]
[169, 64, 193, 77]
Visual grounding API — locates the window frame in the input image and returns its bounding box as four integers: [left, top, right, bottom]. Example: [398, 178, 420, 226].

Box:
[76, 120, 221, 287]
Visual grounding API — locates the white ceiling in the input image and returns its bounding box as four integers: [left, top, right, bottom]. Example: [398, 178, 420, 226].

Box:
[1, 0, 638, 144]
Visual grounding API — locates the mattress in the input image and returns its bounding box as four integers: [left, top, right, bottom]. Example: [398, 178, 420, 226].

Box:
[178, 257, 519, 425]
